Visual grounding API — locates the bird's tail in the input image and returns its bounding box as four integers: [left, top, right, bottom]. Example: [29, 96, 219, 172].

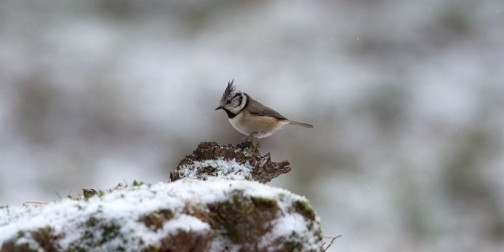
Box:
[288, 120, 314, 128]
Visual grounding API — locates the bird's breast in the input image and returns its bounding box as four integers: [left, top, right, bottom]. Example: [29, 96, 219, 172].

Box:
[228, 112, 288, 138]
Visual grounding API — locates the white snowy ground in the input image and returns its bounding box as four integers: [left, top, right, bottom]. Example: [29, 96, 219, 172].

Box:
[0, 179, 322, 251]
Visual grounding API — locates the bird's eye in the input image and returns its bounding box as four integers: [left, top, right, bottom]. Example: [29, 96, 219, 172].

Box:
[226, 100, 231, 104]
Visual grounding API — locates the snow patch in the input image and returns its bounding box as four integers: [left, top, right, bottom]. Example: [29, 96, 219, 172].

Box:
[163, 214, 210, 234]
[178, 158, 253, 180]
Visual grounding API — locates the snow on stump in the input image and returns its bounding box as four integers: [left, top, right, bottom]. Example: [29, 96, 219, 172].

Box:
[171, 141, 291, 183]
[0, 141, 324, 251]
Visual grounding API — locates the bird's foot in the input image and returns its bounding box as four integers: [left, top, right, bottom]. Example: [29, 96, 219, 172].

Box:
[238, 133, 260, 153]
[244, 133, 258, 143]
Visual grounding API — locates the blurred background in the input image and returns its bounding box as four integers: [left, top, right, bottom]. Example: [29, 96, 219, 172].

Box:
[1, 0, 503, 251]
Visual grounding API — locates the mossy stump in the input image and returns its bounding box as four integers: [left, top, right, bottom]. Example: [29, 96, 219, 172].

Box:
[171, 140, 291, 183]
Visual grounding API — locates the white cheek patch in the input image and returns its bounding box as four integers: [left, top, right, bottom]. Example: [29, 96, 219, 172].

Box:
[237, 94, 247, 110]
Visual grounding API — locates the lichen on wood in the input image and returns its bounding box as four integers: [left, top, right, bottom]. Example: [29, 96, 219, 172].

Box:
[171, 140, 291, 183]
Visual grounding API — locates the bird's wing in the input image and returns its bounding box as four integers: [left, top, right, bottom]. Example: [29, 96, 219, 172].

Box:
[246, 95, 288, 120]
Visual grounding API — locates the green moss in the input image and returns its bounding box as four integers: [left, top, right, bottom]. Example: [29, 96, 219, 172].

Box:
[206, 189, 279, 245]
[293, 200, 316, 221]
[216, 211, 240, 241]
[85, 216, 99, 227]
[250, 197, 277, 208]
[143, 245, 159, 252]
[97, 190, 105, 198]
[79, 216, 121, 247]
[314, 228, 323, 241]
[279, 232, 305, 251]
[132, 180, 144, 186]
[215, 201, 244, 241]
[82, 189, 98, 199]
[207, 190, 250, 242]
[100, 223, 120, 243]
[66, 189, 103, 201]
[284, 241, 304, 251]
[16, 230, 26, 238]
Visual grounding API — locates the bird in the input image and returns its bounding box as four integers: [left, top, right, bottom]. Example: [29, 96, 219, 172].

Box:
[215, 80, 313, 139]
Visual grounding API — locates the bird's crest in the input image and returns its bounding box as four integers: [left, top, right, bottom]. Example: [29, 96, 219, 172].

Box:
[220, 79, 237, 102]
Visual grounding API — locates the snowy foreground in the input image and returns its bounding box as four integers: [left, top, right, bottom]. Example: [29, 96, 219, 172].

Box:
[0, 142, 324, 251]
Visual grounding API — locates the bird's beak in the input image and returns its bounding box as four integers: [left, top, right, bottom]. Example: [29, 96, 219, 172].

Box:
[215, 106, 223, 110]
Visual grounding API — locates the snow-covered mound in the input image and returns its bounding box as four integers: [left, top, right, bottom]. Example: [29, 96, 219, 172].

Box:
[1, 141, 324, 251]
[0, 180, 323, 251]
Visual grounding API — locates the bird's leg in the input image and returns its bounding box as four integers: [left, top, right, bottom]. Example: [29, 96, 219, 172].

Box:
[244, 133, 257, 143]
[240, 132, 260, 152]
